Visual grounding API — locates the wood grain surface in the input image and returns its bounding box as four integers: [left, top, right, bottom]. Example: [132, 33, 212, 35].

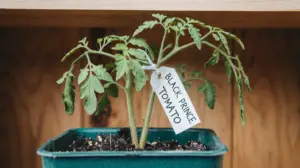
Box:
[232, 29, 300, 168]
[0, 28, 89, 168]
[2, 10, 300, 28]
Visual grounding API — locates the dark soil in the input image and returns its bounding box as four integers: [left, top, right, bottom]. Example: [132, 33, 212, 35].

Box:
[64, 129, 208, 152]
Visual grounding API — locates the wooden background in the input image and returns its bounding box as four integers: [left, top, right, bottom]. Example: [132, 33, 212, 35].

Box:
[0, 27, 299, 168]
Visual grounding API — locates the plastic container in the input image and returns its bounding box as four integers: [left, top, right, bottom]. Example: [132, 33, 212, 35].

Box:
[37, 128, 228, 168]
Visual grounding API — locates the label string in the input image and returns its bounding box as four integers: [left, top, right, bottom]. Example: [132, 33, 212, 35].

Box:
[138, 49, 161, 78]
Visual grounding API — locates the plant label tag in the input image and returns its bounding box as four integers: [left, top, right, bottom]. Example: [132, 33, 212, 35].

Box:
[150, 66, 201, 134]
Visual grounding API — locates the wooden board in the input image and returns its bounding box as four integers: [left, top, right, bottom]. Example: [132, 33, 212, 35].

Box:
[2, 10, 300, 28]
[1, 0, 300, 11]
[0, 28, 89, 168]
[232, 29, 300, 168]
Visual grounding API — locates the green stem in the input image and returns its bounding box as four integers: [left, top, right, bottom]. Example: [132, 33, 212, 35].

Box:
[139, 91, 155, 149]
[125, 69, 139, 148]
[158, 28, 168, 62]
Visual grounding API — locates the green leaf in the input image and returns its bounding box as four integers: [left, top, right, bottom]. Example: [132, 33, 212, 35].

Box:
[236, 76, 246, 125]
[57, 72, 68, 84]
[152, 13, 167, 22]
[175, 64, 187, 73]
[114, 54, 124, 61]
[80, 75, 102, 115]
[92, 76, 104, 94]
[129, 38, 154, 60]
[197, 81, 216, 110]
[204, 51, 219, 68]
[133, 20, 159, 37]
[105, 35, 129, 43]
[106, 84, 118, 97]
[218, 32, 230, 54]
[190, 70, 203, 78]
[95, 93, 110, 116]
[243, 74, 252, 91]
[115, 57, 128, 81]
[129, 59, 147, 91]
[112, 43, 128, 51]
[212, 33, 220, 41]
[93, 65, 114, 82]
[224, 60, 233, 83]
[61, 73, 75, 115]
[184, 82, 191, 90]
[128, 48, 146, 60]
[197, 84, 206, 93]
[61, 45, 81, 62]
[97, 38, 103, 44]
[186, 17, 204, 26]
[164, 18, 176, 27]
[188, 25, 201, 50]
[104, 62, 116, 71]
[175, 64, 187, 81]
[78, 69, 88, 84]
[222, 31, 245, 50]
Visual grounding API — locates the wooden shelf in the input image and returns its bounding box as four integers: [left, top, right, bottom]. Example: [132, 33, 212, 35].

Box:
[1, 1, 300, 28]
[1, 0, 300, 11]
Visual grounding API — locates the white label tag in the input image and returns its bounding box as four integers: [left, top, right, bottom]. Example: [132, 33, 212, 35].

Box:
[150, 66, 201, 134]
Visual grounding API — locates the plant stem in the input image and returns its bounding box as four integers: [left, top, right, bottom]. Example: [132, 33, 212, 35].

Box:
[125, 69, 139, 148]
[138, 26, 168, 149]
[139, 91, 155, 149]
[158, 28, 168, 62]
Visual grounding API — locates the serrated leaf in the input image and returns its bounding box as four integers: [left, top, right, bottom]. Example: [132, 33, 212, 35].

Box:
[204, 52, 219, 68]
[61, 45, 81, 62]
[188, 25, 201, 50]
[115, 57, 128, 81]
[152, 13, 167, 22]
[106, 84, 118, 97]
[80, 75, 102, 115]
[243, 75, 251, 91]
[222, 31, 245, 50]
[128, 48, 146, 60]
[78, 69, 88, 84]
[97, 38, 103, 44]
[186, 17, 204, 26]
[197, 84, 206, 93]
[129, 38, 154, 60]
[175, 64, 187, 73]
[224, 60, 233, 83]
[212, 33, 220, 41]
[218, 32, 230, 54]
[92, 76, 104, 94]
[93, 65, 114, 82]
[184, 82, 191, 90]
[197, 81, 216, 110]
[236, 76, 246, 125]
[114, 54, 124, 61]
[170, 25, 179, 32]
[105, 62, 116, 71]
[164, 18, 176, 26]
[133, 20, 158, 37]
[61, 73, 75, 115]
[95, 94, 110, 116]
[112, 43, 128, 51]
[190, 70, 203, 78]
[129, 59, 147, 91]
[57, 72, 68, 84]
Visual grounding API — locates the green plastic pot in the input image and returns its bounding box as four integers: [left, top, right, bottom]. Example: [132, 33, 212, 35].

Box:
[37, 128, 227, 168]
